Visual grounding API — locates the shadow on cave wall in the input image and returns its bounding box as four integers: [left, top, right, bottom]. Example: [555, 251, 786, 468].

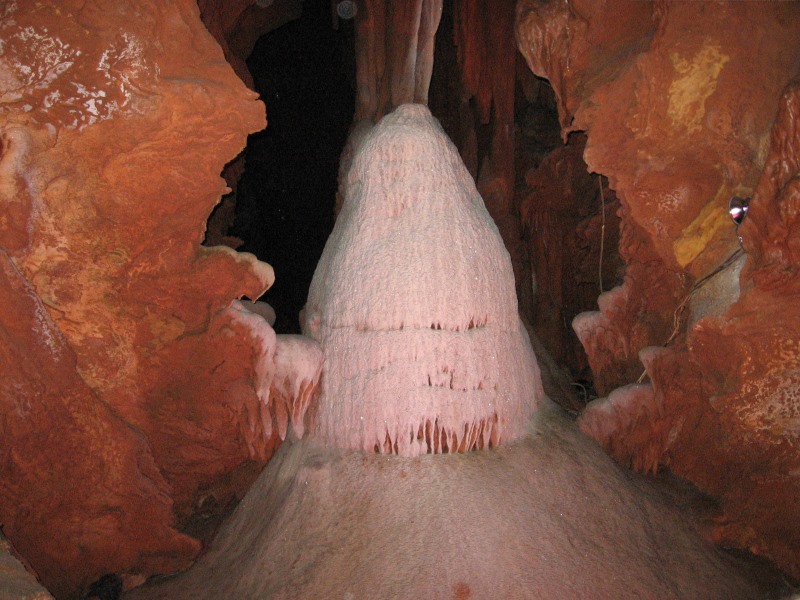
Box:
[231, 0, 355, 334]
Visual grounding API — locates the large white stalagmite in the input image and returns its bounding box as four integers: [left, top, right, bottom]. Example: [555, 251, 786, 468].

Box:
[125, 103, 776, 600]
[303, 103, 543, 456]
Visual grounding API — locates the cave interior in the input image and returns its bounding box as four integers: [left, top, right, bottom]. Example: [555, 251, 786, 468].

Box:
[1, 0, 800, 598]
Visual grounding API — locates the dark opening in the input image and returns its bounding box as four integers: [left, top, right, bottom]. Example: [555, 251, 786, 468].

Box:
[231, 0, 355, 333]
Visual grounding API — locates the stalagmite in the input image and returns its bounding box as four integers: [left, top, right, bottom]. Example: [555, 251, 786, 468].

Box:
[303, 103, 542, 456]
[127, 104, 772, 600]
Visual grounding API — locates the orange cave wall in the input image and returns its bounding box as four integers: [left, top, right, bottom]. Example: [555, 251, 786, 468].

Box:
[517, 0, 800, 579]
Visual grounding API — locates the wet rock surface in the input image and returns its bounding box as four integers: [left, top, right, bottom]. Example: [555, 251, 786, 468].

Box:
[0, 1, 285, 596]
[517, 0, 800, 576]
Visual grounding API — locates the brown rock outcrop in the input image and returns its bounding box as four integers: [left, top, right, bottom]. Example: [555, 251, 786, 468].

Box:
[0, 249, 198, 598]
[452, 0, 516, 211]
[0, 1, 310, 596]
[197, 0, 303, 90]
[521, 132, 624, 383]
[0, 533, 54, 600]
[518, 0, 800, 576]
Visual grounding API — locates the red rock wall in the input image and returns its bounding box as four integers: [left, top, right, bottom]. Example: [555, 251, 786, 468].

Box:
[0, 1, 288, 596]
[452, 0, 516, 214]
[352, 0, 443, 122]
[0, 533, 54, 599]
[197, 0, 303, 89]
[520, 132, 624, 383]
[518, 0, 800, 577]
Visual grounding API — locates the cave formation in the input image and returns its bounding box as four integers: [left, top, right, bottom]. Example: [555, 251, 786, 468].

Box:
[1, 0, 800, 599]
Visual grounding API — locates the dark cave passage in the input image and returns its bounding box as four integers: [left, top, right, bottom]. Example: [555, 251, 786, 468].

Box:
[231, 0, 356, 334]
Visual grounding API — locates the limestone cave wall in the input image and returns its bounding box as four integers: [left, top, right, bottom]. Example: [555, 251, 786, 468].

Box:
[517, 0, 800, 578]
[0, 1, 307, 597]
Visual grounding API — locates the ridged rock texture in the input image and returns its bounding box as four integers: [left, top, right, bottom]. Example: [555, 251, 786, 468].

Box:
[352, 0, 443, 123]
[0, 1, 320, 597]
[303, 104, 542, 455]
[336, 0, 444, 217]
[519, 132, 624, 381]
[127, 405, 778, 600]
[349, 0, 576, 405]
[429, 0, 530, 326]
[517, 0, 800, 577]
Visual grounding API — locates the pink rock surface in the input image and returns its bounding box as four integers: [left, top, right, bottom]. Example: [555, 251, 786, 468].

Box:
[303, 104, 542, 456]
[432, 0, 529, 321]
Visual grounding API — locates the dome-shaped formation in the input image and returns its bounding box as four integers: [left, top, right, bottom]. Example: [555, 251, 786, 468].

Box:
[304, 104, 543, 456]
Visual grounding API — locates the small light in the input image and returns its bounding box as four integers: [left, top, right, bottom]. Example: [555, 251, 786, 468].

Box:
[337, 0, 357, 19]
[728, 195, 750, 226]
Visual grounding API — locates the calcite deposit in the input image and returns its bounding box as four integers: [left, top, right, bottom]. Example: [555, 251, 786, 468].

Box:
[129, 403, 781, 600]
[517, 0, 800, 577]
[428, 0, 530, 320]
[352, 0, 443, 122]
[346, 0, 531, 331]
[3, 0, 800, 596]
[303, 103, 542, 455]
[126, 105, 773, 600]
[0, 1, 316, 597]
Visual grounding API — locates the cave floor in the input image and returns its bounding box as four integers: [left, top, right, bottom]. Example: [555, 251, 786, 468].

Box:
[126, 401, 790, 600]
